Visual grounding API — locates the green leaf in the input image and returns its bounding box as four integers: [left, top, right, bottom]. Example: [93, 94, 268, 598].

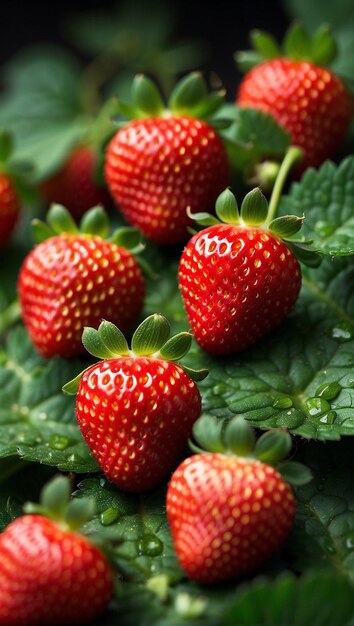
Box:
[76, 477, 182, 582]
[192, 415, 224, 453]
[250, 30, 282, 60]
[240, 187, 269, 225]
[235, 50, 264, 73]
[0, 46, 87, 182]
[283, 22, 312, 60]
[279, 157, 354, 257]
[0, 129, 13, 162]
[47, 204, 78, 235]
[215, 188, 240, 224]
[159, 333, 192, 361]
[169, 73, 208, 114]
[98, 321, 130, 356]
[269, 215, 304, 238]
[131, 314, 171, 356]
[132, 74, 164, 117]
[254, 429, 293, 464]
[79, 207, 110, 238]
[223, 570, 354, 625]
[0, 327, 97, 472]
[311, 24, 337, 66]
[82, 326, 117, 359]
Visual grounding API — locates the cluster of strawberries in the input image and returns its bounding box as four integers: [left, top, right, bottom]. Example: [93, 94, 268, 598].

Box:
[0, 23, 352, 626]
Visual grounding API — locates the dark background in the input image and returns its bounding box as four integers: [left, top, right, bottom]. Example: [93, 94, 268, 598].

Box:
[0, 0, 291, 94]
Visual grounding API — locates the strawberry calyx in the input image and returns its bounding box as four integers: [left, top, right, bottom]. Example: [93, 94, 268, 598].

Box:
[63, 314, 208, 394]
[188, 145, 322, 267]
[236, 22, 338, 72]
[113, 72, 228, 126]
[23, 475, 95, 533]
[32, 203, 144, 254]
[189, 414, 312, 486]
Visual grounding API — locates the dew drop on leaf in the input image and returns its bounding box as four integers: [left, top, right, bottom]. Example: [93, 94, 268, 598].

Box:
[319, 411, 337, 424]
[138, 534, 163, 557]
[272, 396, 293, 409]
[48, 434, 71, 450]
[100, 507, 120, 526]
[315, 382, 342, 400]
[345, 533, 354, 549]
[304, 397, 331, 418]
[328, 322, 354, 343]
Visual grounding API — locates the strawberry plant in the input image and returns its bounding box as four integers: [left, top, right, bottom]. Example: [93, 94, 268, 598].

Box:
[1, 1, 354, 624]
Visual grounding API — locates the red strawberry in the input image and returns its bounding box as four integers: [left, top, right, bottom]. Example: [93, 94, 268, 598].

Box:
[0, 172, 20, 248]
[40, 145, 111, 220]
[64, 315, 208, 491]
[166, 415, 310, 584]
[0, 476, 113, 626]
[235, 24, 352, 172]
[178, 179, 311, 355]
[18, 205, 144, 358]
[104, 73, 230, 245]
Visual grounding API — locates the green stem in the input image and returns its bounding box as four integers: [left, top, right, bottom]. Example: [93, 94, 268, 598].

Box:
[0, 299, 21, 338]
[266, 146, 303, 225]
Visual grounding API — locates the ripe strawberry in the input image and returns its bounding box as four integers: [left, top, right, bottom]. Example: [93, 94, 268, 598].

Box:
[167, 415, 311, 584]
[0, 172, 20, 249]
[18, 204, 144, 358]
[40, 145, 111, 220]
[104, 73, 230, 245]
[235, 24, 352, 172]
[64, 315, 208, 491]
[0, 475, 113, 626]
[178, 175, 316, 355]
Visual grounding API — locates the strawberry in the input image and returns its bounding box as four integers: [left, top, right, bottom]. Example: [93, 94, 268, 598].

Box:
[167, 415, 311, 584]
[0, 172, 20, 249]
[104, 73, 230, 245]
[40, 145, 111, 221]
[63, 315, 208, 491]
[178, 150, 320, 355]
[235, 24, 352, 172]
[18, 204, 144, 358]
[0, 475, 113, 626]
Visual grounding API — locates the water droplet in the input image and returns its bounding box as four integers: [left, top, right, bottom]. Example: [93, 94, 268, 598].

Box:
[319, 411, 337, 424]
[100, 507, 120, 526]
[99, 477, 107, 487]
[315, 382, 342, 400]
[345, 533, 354, 549]
[329, 322, 353, 343]
[304, 397, 331, 418]
[138, 534, 163, 557]
[16, 433, 37, 446]
[272, 396, 293, 409]
[49, 434, 71, 450]
[314, 220, 336, 237]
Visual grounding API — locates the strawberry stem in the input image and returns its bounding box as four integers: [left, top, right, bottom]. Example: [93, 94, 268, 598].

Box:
[266, 146, 303, 225]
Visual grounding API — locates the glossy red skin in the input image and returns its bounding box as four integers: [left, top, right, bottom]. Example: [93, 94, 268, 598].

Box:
[76, 357, 202, 491]
[104, 115, 230, 245]
[237, 59, 352, 172]
[178, 224, 301, 355]
[18, 235, 144, 358]
[0, 514, 113, 626]
[40, 146, 111, 220]
[167, 453, 295, 584]
[0, 173, 20, 248]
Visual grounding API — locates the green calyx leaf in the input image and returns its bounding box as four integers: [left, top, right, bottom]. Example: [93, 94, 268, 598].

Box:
[215, 188, 240, 224]
[159, 332, 192, 361]
[24, 475, 96, 531]
[169, 72, 208, 114]
[187, 207, 221, 227]
[287, 240, 322, 267]
[223, 416, 256, 456]
[110, 227, 144, 253]
[98, 320, 130, 356]
[254, 429, 293, 465]
[192, 414, 225, 453]
[31, 219, 55, 243]
[284, 22, 312, 61]
[240, 187, 269, 226]
[269, 215, 305, 238]
[131, 314, 171, 356]
[250, 29, 282, 60]
[132, 74, 165, 117]
[236, 21, 338, 71]
[277, 460, 313, 486]
[62, 370, 86, 395]
[47, 203, 79, 236]
[79, 206, 110, 238]
[180, 365, 209, 382]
